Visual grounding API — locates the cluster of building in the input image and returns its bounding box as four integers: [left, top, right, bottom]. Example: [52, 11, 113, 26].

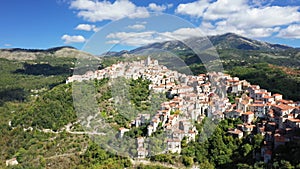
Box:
[66, 57, 300, 162]
[223, 77, 300, 163]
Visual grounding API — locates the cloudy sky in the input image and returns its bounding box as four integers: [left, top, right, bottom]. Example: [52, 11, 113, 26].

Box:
[0, 0, 299, 51]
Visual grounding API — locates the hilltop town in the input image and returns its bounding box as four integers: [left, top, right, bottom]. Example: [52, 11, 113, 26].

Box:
[67, 57, 300, 163]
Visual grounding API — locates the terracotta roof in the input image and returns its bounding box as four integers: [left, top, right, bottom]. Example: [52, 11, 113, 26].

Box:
[251, 103, 265, 107]
[255, 91, 266, 94]
[228, 129, 243, 134]
[189, 130, 196, 134]
[227, 79, 240, 83]
[263, 95, 273, 98]
[169, 103, 176, 107]
[152, 119, 158, 123]
[273, 104, 295, 110]
[278, 99, 294, 104]
[243, 111, 254, 115]
[119, 127, 129, 131]
[288, 118, 300, 123]
[244, 124, 255, 128]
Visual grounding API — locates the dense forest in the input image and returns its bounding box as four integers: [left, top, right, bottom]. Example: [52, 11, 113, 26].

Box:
[0, 55, 173, 168]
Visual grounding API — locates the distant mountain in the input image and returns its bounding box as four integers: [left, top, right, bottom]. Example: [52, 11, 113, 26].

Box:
[106, 33, 296, 55]
[1, 46, 76, 53]
[2, 33, 299, 66]
[209, 33, 292, 51]
[103, 33, 300, 68]
[0, 46, 95, 60]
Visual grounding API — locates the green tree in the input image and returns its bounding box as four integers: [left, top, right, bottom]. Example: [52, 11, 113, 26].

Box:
[181, 136, 188, 148]
[253, 162, 266, 169]
[208, 127, 232, 166]
[241, 144, 252, 157]
[237, 163, 253, 169]
[182, 155, 193, 167]
[273, 160, 294, 169]
[199, 160, 215, 169]
[252, 134, 264, 149]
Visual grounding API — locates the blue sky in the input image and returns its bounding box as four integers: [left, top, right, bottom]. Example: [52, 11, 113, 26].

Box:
[0, 0, 300, 52]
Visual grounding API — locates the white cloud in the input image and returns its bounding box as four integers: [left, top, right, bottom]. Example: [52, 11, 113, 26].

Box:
[106, 31, 158, 46]
[106, 27, 203, 46]
[199, 20, 281, 38]
[106, 40, 120, 44]
[160, 28, 203, 40]
[148, 3, 166, 12]
[245, 27, 280, 38]
[203, 0, 248, 20]
[175, 0, 210, 17]
[70, 0, 149, 22]
[137, 21, 147, 25]
[176, 0, 300, 38]
[4, 44, 11, 47]
[277, 24, 300, 38]
[61, 34, 86, 44]
[201, 21, 214, 29]
[75, 24, 100, 32]
[227, 6, 300, 29]
[127, 24, 146, 30]
[70, 0, 95, 10]
[199, 21, 246, 36]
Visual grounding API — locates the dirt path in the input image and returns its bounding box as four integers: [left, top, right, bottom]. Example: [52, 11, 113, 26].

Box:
[35, 123, 106, 136]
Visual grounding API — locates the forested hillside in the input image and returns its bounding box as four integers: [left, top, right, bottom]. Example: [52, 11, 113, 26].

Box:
[0, 34, 299, 168]
[0, 54, 171, 168]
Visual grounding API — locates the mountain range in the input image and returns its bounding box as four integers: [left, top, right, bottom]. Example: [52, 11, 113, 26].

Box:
[0, 46, 94, 60]
[1, 33, 299, 68]
[103, 33, 300, 68]
[104, 33, 298, 54]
